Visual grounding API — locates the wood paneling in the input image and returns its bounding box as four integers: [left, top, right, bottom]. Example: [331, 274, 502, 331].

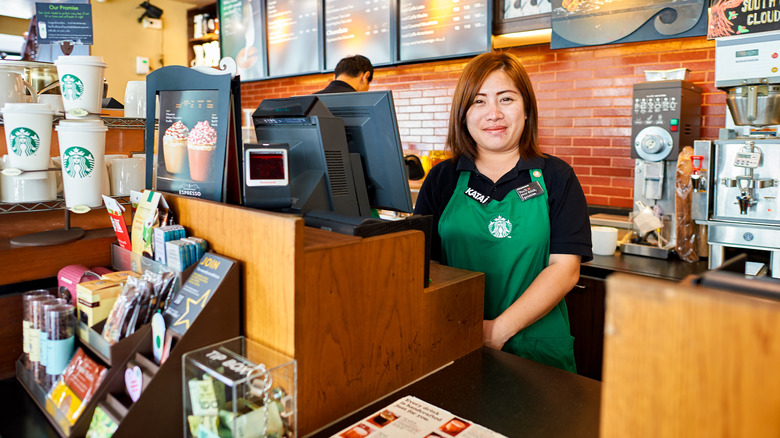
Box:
[0, 227, 117, 287]
[163, 194, 484, 435]
[0, 294, 23, 379]
[601, 273, 780, 438]
[165, 194, 300, 355]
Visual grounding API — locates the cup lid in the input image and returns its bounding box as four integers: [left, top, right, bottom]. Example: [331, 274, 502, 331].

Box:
[1, 103, 55, 115]
[56, 119, 107, 132]
[54, 55, 107, 68]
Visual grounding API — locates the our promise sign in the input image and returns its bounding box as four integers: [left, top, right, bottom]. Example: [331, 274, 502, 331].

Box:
[35, 2, 94, 45]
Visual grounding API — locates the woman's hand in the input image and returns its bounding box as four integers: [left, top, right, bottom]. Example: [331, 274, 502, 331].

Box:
[483, 318, 510, 350]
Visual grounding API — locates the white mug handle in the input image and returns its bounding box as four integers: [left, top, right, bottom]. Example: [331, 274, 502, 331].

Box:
[22, 78, 37, 103]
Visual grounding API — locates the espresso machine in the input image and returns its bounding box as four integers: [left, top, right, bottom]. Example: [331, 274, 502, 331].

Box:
[692, 30, 780, 278]
[622, 80, 702, 258]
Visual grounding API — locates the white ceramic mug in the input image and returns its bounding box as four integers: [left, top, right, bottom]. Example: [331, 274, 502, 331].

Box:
[109, 157, 145, 196]
[54, 56, 107, 119]
[0, 171, 57, 203]
[0, 66, 37, 108]
[124, 81, 146, 118]
[56, 119, 107, 207]
[1, 103, 55, 170]
[591, 226, 619, 256]
[37, 94, 65, 114]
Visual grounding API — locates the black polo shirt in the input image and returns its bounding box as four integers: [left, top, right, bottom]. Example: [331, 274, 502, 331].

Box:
[414, 154, 593, 263]
[314, 80, 357, 94]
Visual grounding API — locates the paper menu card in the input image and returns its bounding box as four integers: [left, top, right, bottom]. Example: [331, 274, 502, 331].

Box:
[331, 396, 508, 438]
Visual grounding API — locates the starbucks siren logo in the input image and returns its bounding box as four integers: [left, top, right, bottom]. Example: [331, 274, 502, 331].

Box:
[63, 147, 96, 179]
[489, 215, 513, 239]
[60, 74, 85, 101]
[9, 127, 40, 157]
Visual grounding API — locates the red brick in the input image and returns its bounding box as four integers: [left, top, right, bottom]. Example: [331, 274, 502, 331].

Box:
[554, 145, 592, 156]
[586, 195, 611, 205]
[573, 118, 615, 128]
[591, 186, 631, 197]
[593, 107, 632, 117]
[574, 156, 611, 166]
[573, 137, 612, 147]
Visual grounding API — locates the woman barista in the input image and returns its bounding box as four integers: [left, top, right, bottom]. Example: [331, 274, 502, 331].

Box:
[414, 52, 592, 372]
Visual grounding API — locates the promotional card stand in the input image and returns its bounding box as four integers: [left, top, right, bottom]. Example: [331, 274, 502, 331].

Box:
[15, 251, 240, 437]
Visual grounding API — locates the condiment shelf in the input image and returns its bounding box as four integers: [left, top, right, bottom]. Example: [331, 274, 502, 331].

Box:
[16, 249, 241, 437]
[0, 196, 131, 214]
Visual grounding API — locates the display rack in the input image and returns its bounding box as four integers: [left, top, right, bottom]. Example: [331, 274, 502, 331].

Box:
[15, 250, 241, 437]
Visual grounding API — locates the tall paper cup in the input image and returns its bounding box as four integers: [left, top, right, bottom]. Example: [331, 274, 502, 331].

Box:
[1, 103, 54, 170]
[56, 119, 107, 207]
[54, 56, 106, 119]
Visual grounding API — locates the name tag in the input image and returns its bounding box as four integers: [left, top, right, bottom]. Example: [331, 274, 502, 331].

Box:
[515, 181, 544, 201]
[464, 187, 491, 204]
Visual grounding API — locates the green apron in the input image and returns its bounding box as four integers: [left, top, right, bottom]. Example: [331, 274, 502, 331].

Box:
[439, 169, 576, 372]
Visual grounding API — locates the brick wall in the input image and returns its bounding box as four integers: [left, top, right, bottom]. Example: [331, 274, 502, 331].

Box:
[240, 36, 725, 208]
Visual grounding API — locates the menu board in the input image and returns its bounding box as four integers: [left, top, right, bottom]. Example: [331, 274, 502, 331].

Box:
[267, 0, 321, 77]
[399, 0, 489, 62]
[219, 0, 266, 81]
[324, 0, 393, 70]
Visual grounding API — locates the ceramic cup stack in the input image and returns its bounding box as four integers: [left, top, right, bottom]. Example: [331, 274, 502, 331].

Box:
[56, 119, 108, 208]
[0, 102, 58, 202]
[54, 55, 106, 119]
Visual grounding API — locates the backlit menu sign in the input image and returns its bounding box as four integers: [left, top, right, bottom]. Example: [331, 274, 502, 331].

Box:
[324, 0, 393, 70]
[267, 0, 321, 77]
[220, 0, 265, 81]
[399, 0, 489, 62]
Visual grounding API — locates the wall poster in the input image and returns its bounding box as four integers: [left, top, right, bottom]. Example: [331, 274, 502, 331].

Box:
[551, 0, 708, 49]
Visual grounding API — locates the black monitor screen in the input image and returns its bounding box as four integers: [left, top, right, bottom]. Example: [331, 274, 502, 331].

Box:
[316, 90, 413, 213]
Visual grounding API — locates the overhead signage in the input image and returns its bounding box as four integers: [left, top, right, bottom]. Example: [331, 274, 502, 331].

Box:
[324, 0, 393, 69]
[35, 2, 94, 45]
[708, 0, 780, 38]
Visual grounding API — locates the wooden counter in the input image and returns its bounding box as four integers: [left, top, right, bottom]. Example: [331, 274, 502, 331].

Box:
[164, 194, 485, 434]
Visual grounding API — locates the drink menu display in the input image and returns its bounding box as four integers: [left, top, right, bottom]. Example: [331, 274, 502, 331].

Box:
[324, 0, 393, 70]
[219, 0, 265, 81]
[399, 0, 489, 62]
[267, 0, 321, 77]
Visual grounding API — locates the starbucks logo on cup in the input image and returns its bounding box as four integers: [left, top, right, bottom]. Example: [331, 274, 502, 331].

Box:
[9, 127, 40, 157]
[63, 146, 96, 179]
[60, 74, 85, 100]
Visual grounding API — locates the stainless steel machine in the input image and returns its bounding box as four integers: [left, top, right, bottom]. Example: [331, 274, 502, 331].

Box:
[692, 30, 780, 278]
[623, 80, 702, 258]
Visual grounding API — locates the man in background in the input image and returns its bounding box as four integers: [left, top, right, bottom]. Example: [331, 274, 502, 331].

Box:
[315, 55, 374, 94]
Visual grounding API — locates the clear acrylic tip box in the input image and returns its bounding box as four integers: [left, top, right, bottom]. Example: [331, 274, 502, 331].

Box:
[183, 336, 297, 438]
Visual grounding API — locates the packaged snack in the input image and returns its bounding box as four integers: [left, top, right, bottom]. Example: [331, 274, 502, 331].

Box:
[47, 348, 107, 425]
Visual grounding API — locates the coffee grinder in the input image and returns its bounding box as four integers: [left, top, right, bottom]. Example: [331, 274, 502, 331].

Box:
[623, 79, 702, 258]
[692, 30, 780, 278]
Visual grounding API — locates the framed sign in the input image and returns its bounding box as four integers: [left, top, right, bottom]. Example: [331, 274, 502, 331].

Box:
[708, 0, 780, 38]
[145, 66, 233, 202]
[551, 0, 708, 49]
[494, 0, 551, 35]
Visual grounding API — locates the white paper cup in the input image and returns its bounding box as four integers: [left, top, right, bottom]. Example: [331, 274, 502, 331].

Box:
[0, 171, 57, 203]
[109, 157, 145, 196]
[56, 119, 107, 207]
[124, 81, 146, 118]
[591, 226, 619, 256]
[54, 56, 106, 119]
[2, 103, 55, 171]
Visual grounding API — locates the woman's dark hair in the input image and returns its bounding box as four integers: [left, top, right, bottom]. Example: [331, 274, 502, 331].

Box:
[334, 55, 374, 83]
[447, 51, 542, 161]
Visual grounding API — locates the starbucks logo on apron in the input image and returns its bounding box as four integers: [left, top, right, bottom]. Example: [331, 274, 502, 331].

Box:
[8, 127, 40, 157]
[60, 74, 85, 100]
[63, 147, 95, 179]
[489, 215, 512, 238]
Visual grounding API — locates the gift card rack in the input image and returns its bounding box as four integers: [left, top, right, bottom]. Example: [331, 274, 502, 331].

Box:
[15, 250, 240, 437]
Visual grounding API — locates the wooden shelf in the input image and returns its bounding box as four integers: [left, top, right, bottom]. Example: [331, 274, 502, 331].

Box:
[0, 228, 117, 287]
